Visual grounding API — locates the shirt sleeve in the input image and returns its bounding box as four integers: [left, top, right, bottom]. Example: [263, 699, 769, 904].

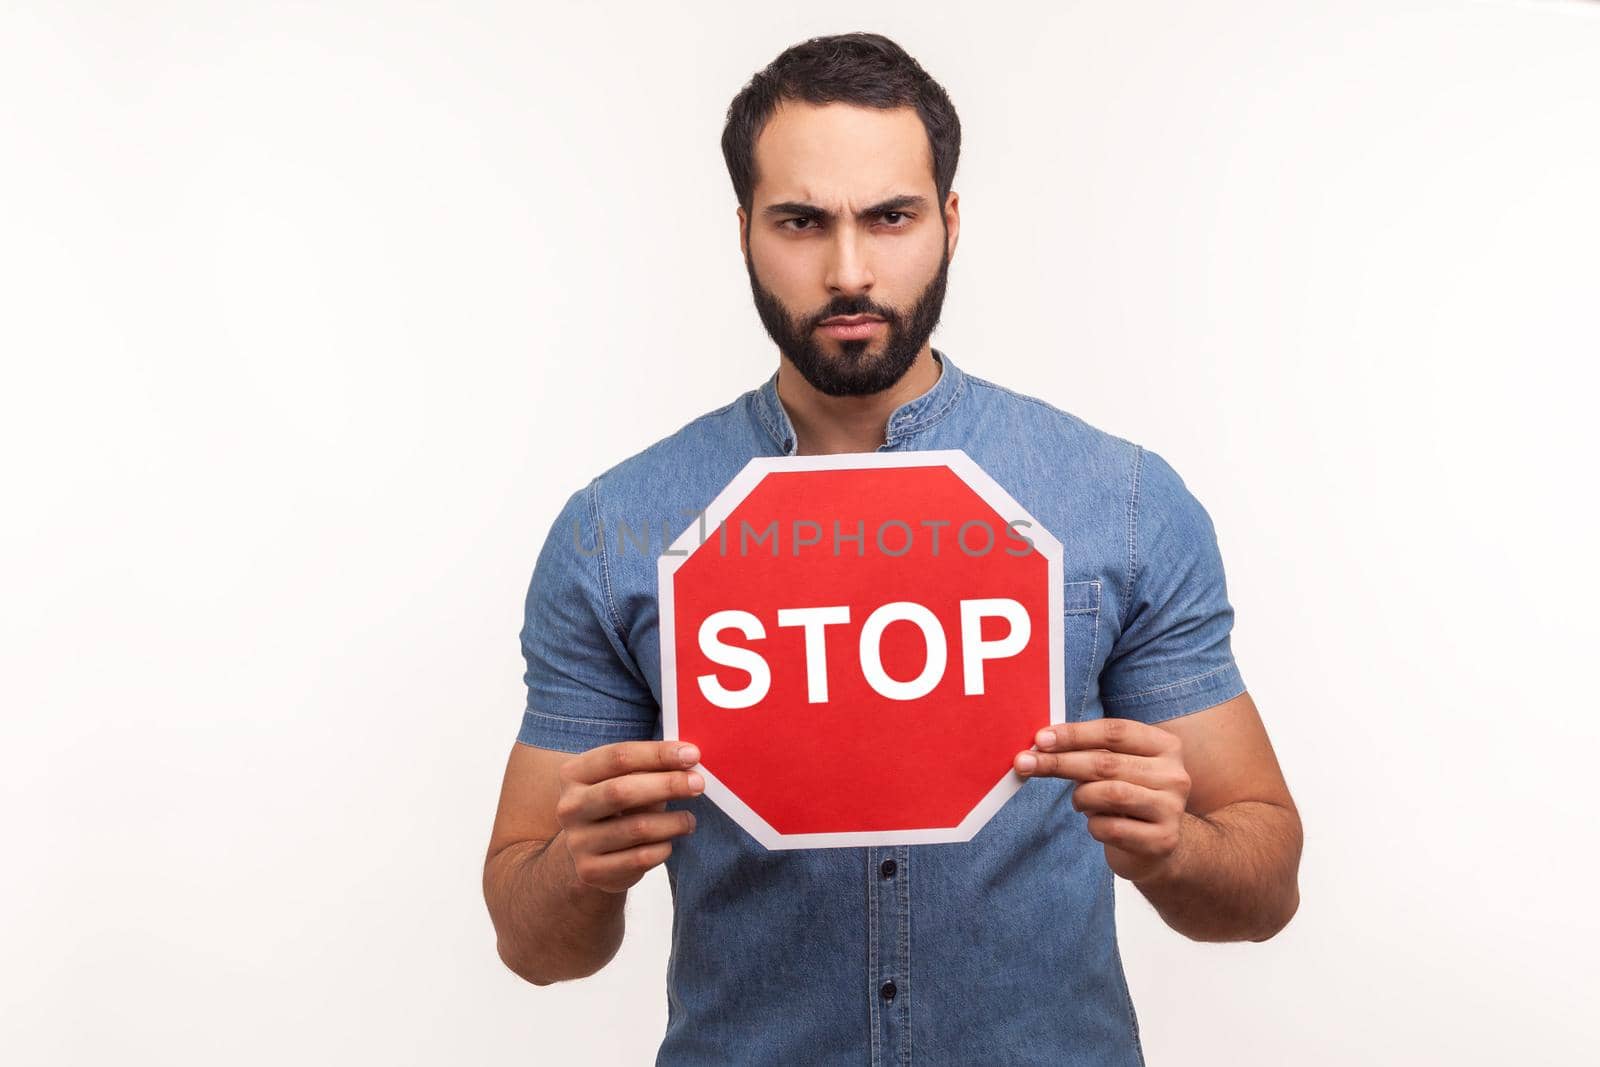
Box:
[515, 479, 660, 753]
[1100, 446, 1247, 723]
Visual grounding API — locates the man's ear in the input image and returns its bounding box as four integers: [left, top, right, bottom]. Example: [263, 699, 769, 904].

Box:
[943, 190, 960, 263]
[737, 206, 749, 260]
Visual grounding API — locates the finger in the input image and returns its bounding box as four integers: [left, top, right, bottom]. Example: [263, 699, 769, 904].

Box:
[564, 768, 705, 823]
[572, 840, 677, 893]
[1070, 779, 1180, 823]
[1013, 748, 1174, 788]
[565, 740, 702, 786]
[1085, 814, 1180, 857]
[620, 798, 672, 815]
[1032, 718, 1171, 757]
[581, 810, 698, 855]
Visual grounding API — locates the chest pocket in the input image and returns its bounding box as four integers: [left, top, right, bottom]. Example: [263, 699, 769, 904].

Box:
[1062, 579, 1103, 722]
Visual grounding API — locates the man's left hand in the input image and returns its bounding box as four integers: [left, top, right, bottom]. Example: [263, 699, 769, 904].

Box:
[1014, 719, 1192, 884]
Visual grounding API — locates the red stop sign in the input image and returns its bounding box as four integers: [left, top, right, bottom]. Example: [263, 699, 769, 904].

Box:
[658, 449, 1064, 849]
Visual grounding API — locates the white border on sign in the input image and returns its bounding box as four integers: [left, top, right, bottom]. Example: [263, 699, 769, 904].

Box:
[657, 448, 1066, 851]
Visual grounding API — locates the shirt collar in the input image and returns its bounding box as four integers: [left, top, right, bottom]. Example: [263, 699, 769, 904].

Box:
[753, 347, 967, 456]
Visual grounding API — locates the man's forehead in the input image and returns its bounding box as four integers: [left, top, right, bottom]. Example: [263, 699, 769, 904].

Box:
[752, 101, 934, 206]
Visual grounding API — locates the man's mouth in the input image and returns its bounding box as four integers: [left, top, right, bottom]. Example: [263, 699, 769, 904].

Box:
[818, 314, 886, 340]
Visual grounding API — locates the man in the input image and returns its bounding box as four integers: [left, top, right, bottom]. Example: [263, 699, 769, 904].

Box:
[484, 31, 1301, 1066]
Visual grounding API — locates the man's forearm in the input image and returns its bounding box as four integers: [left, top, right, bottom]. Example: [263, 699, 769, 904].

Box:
[1131, 800, 1302, 943]
[484, 830, 627, 984]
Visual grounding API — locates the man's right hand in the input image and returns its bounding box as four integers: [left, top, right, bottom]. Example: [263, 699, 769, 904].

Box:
[554, 740, 705, 893]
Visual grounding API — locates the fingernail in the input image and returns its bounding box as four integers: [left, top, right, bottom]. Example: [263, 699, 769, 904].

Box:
[679, 744, 700, 764]
[1035, 729, 1054, 748]
[1016, 753, 1037, 774]
[687, 772, 705, 792]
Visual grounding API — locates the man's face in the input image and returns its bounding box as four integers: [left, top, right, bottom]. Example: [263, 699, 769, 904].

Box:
[739, 101, 959, 397]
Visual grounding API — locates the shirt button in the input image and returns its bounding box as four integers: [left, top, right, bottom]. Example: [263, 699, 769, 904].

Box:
[880, 858, 897, 878]
[880, 980, 897, 1001]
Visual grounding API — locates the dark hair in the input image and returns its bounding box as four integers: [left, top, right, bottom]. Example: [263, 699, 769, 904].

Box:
[720, 32, 961, 217]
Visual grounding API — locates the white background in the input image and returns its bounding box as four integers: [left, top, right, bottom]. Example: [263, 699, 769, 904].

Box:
[4, 2, 1597, 1063]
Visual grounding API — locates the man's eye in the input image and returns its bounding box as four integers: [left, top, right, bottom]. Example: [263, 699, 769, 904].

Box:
[781, 213, 910, 231]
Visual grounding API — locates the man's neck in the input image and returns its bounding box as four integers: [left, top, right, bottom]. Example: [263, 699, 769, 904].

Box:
[776, 344, 940, 456]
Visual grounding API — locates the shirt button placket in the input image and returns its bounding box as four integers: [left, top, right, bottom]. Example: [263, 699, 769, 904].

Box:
[871, 846, 910, 1064]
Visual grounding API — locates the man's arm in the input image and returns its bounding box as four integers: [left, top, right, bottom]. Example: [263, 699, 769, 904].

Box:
[1042, 442, 1301, 941]
[1016, 690, 1302, 943]
[483, 743, 622, 985]
[482, 739, 703, 985]
[1134, 691, 1302, 942]
[493, 477, 701, 984]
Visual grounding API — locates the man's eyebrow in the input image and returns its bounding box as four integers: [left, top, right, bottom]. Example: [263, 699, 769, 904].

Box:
[761, 194, 930, 222]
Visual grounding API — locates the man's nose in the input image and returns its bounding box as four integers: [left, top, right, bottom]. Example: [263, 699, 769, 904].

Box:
[824, 226, 875, 296]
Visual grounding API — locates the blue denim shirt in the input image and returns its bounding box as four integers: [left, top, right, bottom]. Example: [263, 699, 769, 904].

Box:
[517, 348, 1246, 1065]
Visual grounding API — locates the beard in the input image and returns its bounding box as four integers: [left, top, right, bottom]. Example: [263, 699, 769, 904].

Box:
[743, 237, 951, 398]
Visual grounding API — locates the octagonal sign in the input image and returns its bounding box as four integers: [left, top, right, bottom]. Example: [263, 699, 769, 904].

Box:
[658, 448, 1063, 849]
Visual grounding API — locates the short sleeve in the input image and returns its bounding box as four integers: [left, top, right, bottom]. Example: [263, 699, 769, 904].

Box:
[516, 480, 659, 753]
[1100, 447, 1247, 723]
